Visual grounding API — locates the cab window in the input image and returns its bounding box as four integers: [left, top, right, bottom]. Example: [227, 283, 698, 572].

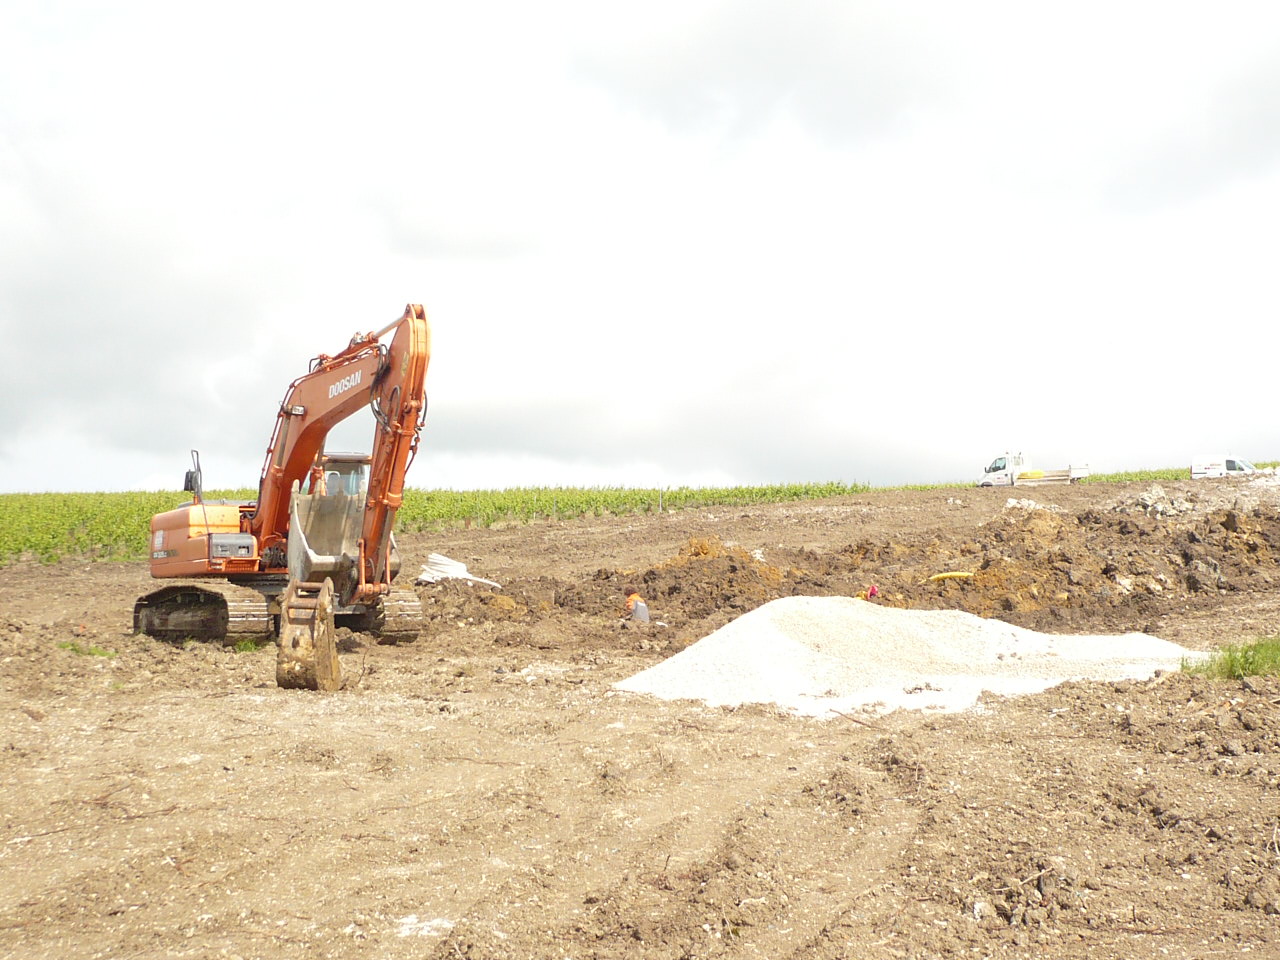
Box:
[331, 463, 368, 495]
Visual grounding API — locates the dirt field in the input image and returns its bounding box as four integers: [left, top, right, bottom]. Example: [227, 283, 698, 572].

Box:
[4, 479, 1280, 959]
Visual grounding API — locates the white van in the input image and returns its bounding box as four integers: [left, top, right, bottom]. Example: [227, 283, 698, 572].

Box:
[1190, 455, 1256, 480]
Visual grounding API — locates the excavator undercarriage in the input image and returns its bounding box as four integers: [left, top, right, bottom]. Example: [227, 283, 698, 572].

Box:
[131, 580, 422, 647]
[134, 483, 423, 688]
[132, 580, 278, 643]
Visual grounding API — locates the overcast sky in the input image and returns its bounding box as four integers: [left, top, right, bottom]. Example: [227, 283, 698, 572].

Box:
[3, 2, 1278, 493]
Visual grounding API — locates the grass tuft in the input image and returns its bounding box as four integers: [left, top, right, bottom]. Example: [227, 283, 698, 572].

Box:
[1182, 638, 1280, 679]
[57, 640, 117, 658]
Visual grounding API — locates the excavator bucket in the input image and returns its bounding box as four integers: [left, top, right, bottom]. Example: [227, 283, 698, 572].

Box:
[280, 481, 420, 646]
[288, 485, 364, 602]
[276, 577, 341, 691]
[271, 484, 361, 690]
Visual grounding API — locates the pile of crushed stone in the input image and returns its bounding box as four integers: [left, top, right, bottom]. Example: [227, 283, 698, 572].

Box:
[613, 596, 1203, 717]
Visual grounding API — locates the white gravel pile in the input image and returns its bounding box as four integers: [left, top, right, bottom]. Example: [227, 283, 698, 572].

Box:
[614, 597, 1203, 717]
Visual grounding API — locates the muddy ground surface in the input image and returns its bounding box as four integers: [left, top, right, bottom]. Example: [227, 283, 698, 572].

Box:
[3, 479, 1280, 959]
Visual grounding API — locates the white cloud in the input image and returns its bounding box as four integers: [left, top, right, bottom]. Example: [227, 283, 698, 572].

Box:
[2, 1, 1279, 495]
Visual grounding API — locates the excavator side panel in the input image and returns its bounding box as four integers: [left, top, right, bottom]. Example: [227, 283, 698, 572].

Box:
[149, 503, 256, 577]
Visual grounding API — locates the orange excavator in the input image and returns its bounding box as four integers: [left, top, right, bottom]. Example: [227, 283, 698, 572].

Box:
[133, 303, 431, 690]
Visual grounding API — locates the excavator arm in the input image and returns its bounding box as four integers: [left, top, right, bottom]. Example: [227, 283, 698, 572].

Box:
[266, 303, 431, 690]
[253, 303, 431, 576]
[354, 303, 431, 599]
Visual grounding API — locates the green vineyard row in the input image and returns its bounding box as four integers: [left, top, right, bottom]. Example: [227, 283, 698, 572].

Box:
[3, 466, 1271, 565]
[0, 482, 870, 564]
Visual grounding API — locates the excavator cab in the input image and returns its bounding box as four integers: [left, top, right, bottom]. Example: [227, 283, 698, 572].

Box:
[306, 452, 370, 497]
[286, 451, 403, 601]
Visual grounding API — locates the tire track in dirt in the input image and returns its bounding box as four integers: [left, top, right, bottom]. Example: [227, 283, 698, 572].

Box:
[419, 700, 925, 959]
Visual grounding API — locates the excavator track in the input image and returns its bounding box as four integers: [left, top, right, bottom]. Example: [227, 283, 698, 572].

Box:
[133, 581, 280, 644]
[377, 586, 425, 645]
[134, 580, 423, 646]
[334, 587, 423, 644]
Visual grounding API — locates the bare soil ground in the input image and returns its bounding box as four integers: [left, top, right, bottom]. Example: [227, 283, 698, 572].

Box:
[4, 479, 1280, 959]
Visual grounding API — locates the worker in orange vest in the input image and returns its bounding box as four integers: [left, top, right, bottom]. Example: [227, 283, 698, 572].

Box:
[624, 588, 650, 623]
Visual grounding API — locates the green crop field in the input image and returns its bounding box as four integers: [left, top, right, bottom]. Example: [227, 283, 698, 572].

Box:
[393, 482, 868, 532]
[2, 464, 1274, 566]
[0, 482, 871, 565]
[1083, 461, 1280, 484]
[0, 491, 197, 565]
[1081, 468, 1190, 484]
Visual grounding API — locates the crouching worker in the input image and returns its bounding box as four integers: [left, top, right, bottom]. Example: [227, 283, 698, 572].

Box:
[624, 588, 650, 623]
